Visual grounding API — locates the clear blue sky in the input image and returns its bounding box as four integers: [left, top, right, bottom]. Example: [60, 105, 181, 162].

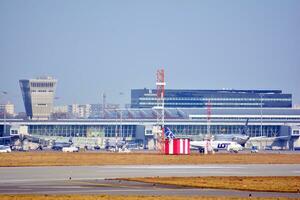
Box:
[1, 0, 299, 112]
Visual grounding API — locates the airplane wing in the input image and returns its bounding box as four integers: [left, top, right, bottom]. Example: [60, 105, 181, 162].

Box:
[190, 141, 206, 149]
[272, 136, 290, 141]
[0, 136, 13, 139]
[0, 135, 19, 139]
[250, 136, 289, 141]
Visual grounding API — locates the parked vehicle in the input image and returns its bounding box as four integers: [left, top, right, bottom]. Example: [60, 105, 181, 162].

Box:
[0, 145, 11, 153]
[251, 146, 259, 153]
[126, 142, 140, 150]
[62, 146, 79, 152]
[52, 142, 72, 151]
[94, 145, 101, 150]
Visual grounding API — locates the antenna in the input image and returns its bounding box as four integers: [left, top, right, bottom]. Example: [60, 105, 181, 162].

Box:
[102, 93, 106, 118]
[156, 68, 165, 153]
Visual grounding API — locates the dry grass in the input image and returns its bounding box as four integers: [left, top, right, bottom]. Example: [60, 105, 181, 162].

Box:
[0, 152, 300, 167]
[120, 176, 300, 193]
[0, 195, 298, 200]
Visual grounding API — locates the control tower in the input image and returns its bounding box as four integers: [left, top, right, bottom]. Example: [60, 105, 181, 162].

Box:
[19, 76, 57, 120]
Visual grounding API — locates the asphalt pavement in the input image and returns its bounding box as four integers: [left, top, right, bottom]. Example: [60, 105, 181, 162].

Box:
[0, 164, 299, 198]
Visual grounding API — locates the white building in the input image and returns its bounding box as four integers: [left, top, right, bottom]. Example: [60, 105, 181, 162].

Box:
[53, 105, 68, 113]
[55, 103, 121, 119]
[68, 104, 92, 118]
[0, 102, 15, 116]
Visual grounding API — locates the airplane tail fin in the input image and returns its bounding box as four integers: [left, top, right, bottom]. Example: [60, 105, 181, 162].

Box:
[241, 118, 249, 135]
[165, 127, 175, 139]
[69, 137, 73, 144]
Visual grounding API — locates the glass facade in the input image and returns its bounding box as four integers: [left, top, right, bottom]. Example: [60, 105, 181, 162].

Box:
[30, 82, 55, 88]
[28, 124, 136, 138]
[23, 124, 281, 139]
[166, 124, 281, 138]
[131, 89, 292, 108]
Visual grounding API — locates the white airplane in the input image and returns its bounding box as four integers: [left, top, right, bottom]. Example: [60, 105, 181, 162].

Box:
[214, 119, 250, 146]
[164, 127, 244, 153]
[190, 140, 243, 153]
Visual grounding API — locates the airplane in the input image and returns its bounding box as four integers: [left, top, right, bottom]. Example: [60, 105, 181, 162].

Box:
[213, 119, 250, 146]
[190, 139, 243, 153]
[190, 119, 250, 153]
[165, 126, 244, 153]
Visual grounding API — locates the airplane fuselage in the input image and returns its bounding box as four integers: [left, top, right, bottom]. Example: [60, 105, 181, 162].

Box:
[190, 140, 243, 152]
[215, 134, 249, 146]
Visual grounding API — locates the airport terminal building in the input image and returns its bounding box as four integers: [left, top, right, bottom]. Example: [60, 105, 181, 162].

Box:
[1, 88, 300, 150]
[131, 89, 292, 108]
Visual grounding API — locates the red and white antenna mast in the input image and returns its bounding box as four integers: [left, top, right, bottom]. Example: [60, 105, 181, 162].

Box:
[156, 68, 165, 152]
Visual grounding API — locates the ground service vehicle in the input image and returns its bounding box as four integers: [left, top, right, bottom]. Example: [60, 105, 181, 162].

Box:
[0, 145, 11, 153]
[62, 146, 79, 152]
[251, 146, 259, 153]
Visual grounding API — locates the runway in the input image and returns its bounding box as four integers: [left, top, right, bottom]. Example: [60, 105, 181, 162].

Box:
[0, 164, 299, 198]
[1, 164, 299, 182]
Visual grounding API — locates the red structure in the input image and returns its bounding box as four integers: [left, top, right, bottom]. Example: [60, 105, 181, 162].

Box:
[156, 69, 165, 152]
[164, 138, 190, 155]
[156, 69, 165, 101]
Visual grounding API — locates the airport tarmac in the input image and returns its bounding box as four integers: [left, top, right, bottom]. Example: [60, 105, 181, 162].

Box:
[0, 164, 299, 197]
[0, 179, 299, 198]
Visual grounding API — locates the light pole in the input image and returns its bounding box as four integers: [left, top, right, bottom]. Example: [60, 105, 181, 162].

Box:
[119, 92, 124, 140]
[114, 108, 122, 139]
[3, 104, 6, 136]
[113, 107, 122, 151]
[260, 94, 263, 137]
[120, 109, 123, 139]
[101, 92, 106, 119]
[1, 91, 8, 136]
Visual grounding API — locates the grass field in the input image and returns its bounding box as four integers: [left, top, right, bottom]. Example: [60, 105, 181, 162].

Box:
[0, 152, 300, 166]
[0, 195, 298, 200]
[120, 176, 300, 193]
